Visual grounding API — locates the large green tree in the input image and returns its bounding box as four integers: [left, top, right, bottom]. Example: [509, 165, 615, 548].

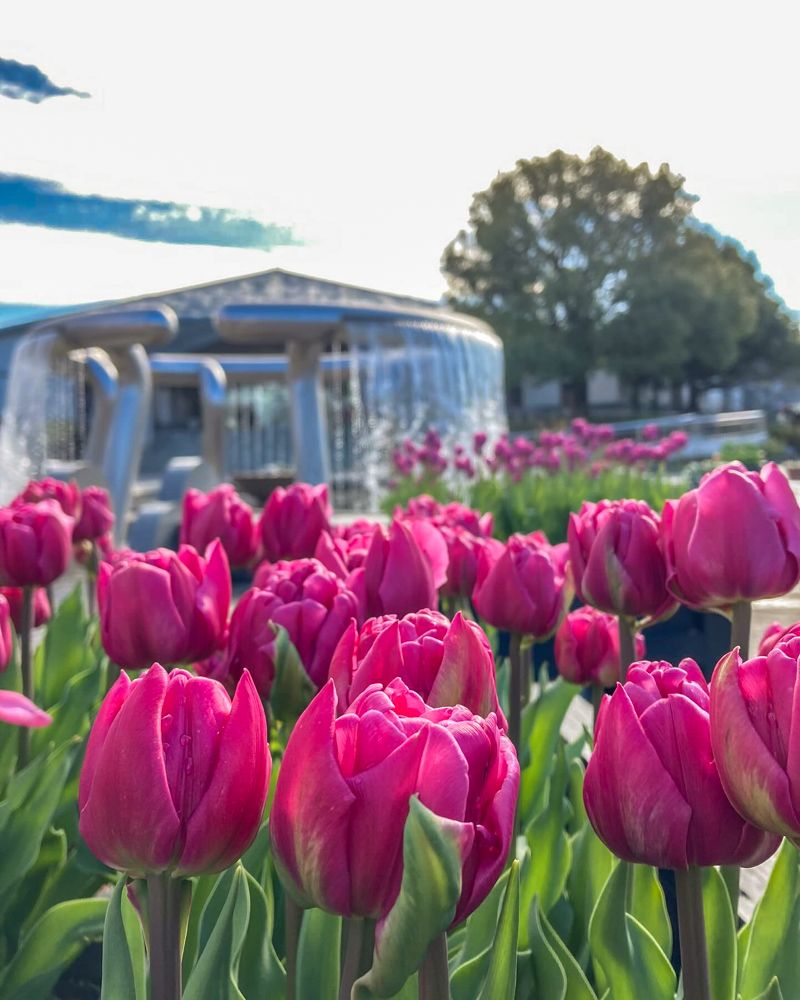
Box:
[442, 146, 692, 410]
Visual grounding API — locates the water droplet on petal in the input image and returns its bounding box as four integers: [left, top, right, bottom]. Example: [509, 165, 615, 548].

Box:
[185, 759, 194, 775]
[161, 714, 173, 731]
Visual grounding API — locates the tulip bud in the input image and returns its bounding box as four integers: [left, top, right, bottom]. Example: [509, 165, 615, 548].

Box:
[329, 609, 506, 726]
[97, 542, 231, 670]
[363, 520, 444, 618]
[568, 499, 676, 623]
[259, 483, 331, 563]
[16, 477, 82, 520]
[439, 527, 498, 601]
[472, 532, 570, 639]
[73, 486, 115, 543]
[757, 621, 799, 657]
[710, 636, 800, 846]
[662, 462, 800, 610]
[270, 678, 518, 926]
[180, 484, 259, 569]
[0, 595, 12, 673]
[79, 664, 270, 877]
[0, 586, 50, 632]
[555, 606, 645, 687]
[221, 559, 360, 696]
[0, 500, 74, 587]
[584, 658, 780, 869]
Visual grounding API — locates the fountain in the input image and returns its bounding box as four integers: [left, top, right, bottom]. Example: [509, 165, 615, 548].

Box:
[0, 308, 177, 542]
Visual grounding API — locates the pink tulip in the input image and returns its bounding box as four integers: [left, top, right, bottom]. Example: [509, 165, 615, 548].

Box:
[1, 586, 51, 631]
[757, 621, 800, 657]
[662, 462, 800, 611]
[0, 595, 12, 673]
[439, 527, 497, 601]
[97, 541, 231, 670]
[78, 664, 269, 877]
[568, 499, 676, 623]
[181, 484, 259, 569]
[472, 532, 570, 639]
[473, 431, 487, 454]
[584, 658, 779, 869]
[73, 486, 115, 543]
[555, 607, 645, 687]
[363, 520, 444, 618]
[16, 477, 82, 520]
[0, 690, 51, 728]
[709, 635, 800, 846]
[329, 610, 506, 726]
[259, 483, 331, 562]
[0, 500, 74, 587]
[223, 559, 360, 696]
[270, 678, 518, 926]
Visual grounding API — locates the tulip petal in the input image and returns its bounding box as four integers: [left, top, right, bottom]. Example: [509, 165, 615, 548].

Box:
[177, 670, 270, 875]
[583, 684, 691, 869]
[430, 613, 504, 725]
[0, 690, 52, 728]
[270, 682, 356, 913]
[348, 620, 404, 704]
[78, 671, 131, 810]
[710, 649, 800, 838]
[79, 664, 180, 874]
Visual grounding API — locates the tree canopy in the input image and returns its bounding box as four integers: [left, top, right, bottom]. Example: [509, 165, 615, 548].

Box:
[442, 146, 798, 411]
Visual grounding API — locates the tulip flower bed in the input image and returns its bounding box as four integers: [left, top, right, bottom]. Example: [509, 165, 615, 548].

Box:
[1, 466, 800, 1000]
[387, 422, 690, 542]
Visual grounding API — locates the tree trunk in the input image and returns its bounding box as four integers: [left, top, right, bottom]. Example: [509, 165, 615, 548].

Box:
[671, 380, 683, 412]
[569, 376, 589, 416]
[688, 382, 701, 413]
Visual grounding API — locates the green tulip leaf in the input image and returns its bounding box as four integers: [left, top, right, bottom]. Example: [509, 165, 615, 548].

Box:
[528, 899, 567, 1000]
[296, 906, 340, 1000]
[100, 877, 146, 1000]
[588, 862, 676, 1000]
[181, 875, 217, 982]
[352, 796, 465, 999]
[629, 864, 672, 960]
[0, 897, 107, 1000]
[238, 870, 286, 1000]
[749, 979, 786, 1000]
[519, 676, 579, 824]
[268, 624, 315, 738]
[184, 865, 250, 1000]
[530, 895, 598, 1000]
[31, 660, 100, 758]
[567, 823, 616, 959]
[476, 860, 519, 1000]
[567, 758, 588, 833]
[738, 841, 800, 1000]
[0, 739, 75, 922]
[450, 949, 492, 1000]
[702, 866, 737, 1000]
[450, 868, 509, 972]
[38, 584, 89, 709]
[519, 744, 572, 947]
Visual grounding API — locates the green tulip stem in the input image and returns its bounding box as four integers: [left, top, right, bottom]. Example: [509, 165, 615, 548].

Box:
[731, 600, 752, 659]
[17, 585, 34, 769]
[418, 933, 451, 1000]
[675, 866, 712, 1000]
[285, 894, 303, 1000]
[723, 600, 752, 917]
[87, 541, 98, 616]
[509, 634, 523, 758]
[146, 873, 184, 1000]
[591, 684, 604, 725]
[617, 616, 637, 686]
[338, 917, 375, 1000]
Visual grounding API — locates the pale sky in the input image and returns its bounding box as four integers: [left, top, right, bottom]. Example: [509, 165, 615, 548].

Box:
[3, 0, 799, 310]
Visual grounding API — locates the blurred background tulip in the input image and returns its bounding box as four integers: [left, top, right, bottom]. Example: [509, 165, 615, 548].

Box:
[363, 519, 444, 618]
[15, 477, 82, 520]
[328, 609, 505, 725]
[72, 485, 115, 543]
[97, 541, 231, 670]
[216, 558, 360, 696]
[79, 663, 269, 877]
[555, 606, 645, 687]
[0, 500, 74, 588]
[270, 678, 518, 927]
[0, 690, 52, 728]
[1, 585, 50, 632]
[0, 594, 12, 673]
[259, 482, 331, 562]
[181, 483, 259, 569]
[584, 657, 780, 869]
[568, 499, 676, 624]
